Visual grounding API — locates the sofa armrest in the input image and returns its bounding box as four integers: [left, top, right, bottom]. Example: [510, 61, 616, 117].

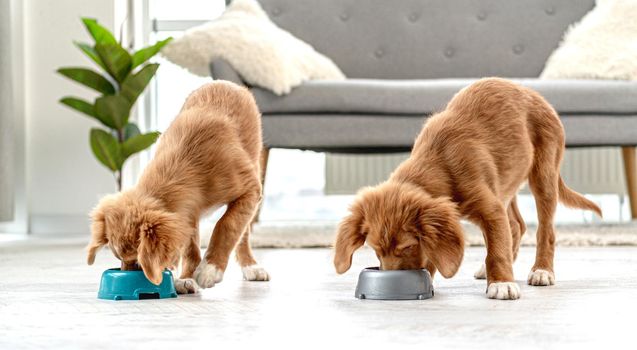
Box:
[209, 59, 243, 85]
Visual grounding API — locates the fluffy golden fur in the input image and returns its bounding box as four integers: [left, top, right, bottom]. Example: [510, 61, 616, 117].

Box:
[334, 78, 602, 300]
[87, 81, 269, 292]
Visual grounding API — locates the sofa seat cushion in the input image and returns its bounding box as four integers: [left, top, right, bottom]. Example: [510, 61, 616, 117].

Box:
[251, 78, 637, 115]
[261, 114, 637, 150]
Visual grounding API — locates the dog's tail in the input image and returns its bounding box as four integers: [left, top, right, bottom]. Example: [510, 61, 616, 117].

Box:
[558, 176, 602, 217]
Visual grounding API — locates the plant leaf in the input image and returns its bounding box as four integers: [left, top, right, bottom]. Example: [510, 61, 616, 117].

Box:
[60, 97, 117, 128]
[123, 123, 141, 141]
[121, 132, 161, 159]
[90, 128, 122, 171]
[131, 38, 172, 69]
[81, 18, 117, 45]
[74, 41, 108, 72]
[59, 97, 96, 118]
[120, 64, 159, 104]
[95, 43, 132, 83]
[57, 67, 115, 94]
[94, 95, 131, 130]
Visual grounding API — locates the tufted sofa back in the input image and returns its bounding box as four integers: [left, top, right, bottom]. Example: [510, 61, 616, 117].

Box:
[257, 0, 594, 79]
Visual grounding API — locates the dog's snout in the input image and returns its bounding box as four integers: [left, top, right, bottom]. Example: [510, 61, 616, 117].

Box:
[121, 261, 141, 271]
[379, 259, 401, 271]
[380, 257, 421, 271]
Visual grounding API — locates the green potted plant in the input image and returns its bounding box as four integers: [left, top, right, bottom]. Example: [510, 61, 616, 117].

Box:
[57, 18, 172, 191]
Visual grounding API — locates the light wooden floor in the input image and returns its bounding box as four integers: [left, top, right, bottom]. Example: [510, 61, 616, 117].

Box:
[0, 238, 635, 349]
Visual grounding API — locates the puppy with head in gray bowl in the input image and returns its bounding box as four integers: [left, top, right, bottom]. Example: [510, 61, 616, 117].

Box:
[333, 78, 602, 300]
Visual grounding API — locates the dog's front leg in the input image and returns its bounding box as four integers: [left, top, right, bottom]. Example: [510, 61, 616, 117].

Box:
[174, 228, 202, 294]
[194, 189, 260, 289]
[471, 199, 520, 300]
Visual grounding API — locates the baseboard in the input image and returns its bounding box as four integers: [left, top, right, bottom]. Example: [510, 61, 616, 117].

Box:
[30, 214, 90, 235]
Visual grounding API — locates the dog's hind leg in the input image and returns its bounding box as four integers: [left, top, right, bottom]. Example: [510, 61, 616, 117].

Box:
[235, 224, 270, 281]
[527, 149, 560, 287]
[525, 92, 566, 287]
[509, 196, 526, 262]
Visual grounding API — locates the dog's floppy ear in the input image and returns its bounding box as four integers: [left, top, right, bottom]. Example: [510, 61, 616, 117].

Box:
[87, 206, 108, 265]
[416, 197, 465, 278]
[137, 210, 185, 285]
[333, 202, 366, 274]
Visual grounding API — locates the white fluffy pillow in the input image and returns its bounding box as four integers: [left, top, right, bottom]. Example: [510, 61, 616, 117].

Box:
[541, 0, 637, 80]
[161, 0, 345, 95]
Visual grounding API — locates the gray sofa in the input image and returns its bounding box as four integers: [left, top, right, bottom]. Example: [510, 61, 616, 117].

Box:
[211, 0, 637, 218]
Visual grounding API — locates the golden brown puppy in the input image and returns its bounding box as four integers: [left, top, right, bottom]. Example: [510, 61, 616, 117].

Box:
[87, 81, 269, 294]
[334, 78, 602, 300]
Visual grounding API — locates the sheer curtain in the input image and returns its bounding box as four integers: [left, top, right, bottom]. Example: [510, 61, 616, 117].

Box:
[0, 0, 14, 221]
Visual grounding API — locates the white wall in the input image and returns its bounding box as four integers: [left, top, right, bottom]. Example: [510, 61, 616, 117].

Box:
[0, 0, 26, 234]
[23, 0, 119, 233]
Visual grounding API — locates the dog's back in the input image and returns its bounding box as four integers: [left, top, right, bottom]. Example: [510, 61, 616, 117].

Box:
[177, 81, 262, 162]
[138, 81, 263, 210]
[405, 78, 568, 197]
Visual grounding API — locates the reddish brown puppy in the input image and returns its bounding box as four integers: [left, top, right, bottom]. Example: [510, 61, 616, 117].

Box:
[334, 78, 602, 300]
[87, 81, 269, 294]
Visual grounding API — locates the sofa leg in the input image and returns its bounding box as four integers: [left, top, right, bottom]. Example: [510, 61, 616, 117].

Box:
[252, 147, 270, 224]
[622, 146, 637, 220]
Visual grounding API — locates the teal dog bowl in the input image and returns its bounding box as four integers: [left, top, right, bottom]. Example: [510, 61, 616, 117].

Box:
[98, 268, 177, 300]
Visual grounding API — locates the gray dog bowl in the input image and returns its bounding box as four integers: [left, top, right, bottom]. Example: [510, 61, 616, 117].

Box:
[355, 267, 434, 300]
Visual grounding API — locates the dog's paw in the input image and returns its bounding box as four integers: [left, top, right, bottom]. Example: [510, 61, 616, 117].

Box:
[174, 278, 200, 294]
[487, 282, 521, 300]
[242, 265, 270, 281]
[474, 264, 487, 280]
[194, 262, 224, 289]
[527, 269, 555, 286]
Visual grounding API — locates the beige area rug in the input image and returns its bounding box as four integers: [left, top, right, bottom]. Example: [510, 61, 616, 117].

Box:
[199, 221, 637, 248]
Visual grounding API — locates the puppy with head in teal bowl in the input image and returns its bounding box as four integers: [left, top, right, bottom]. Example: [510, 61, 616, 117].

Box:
[98, 268, 177, 300]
